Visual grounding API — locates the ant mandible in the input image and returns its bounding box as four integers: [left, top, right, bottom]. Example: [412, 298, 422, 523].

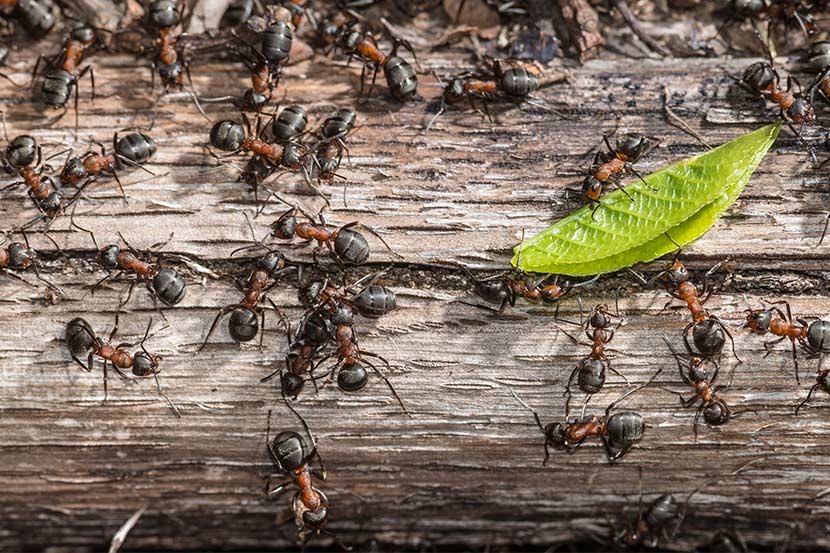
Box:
[513, 369, 662, 464]
[65, 315, 179, 416]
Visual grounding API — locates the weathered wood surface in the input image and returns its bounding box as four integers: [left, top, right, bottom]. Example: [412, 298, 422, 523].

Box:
[2, 4, 830, 551]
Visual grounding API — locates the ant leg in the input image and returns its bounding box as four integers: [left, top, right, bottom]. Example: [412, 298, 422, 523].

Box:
[198, 305, 236, 352]
[102, 358, 109, 402]
[795, 383, 821, 415]
[628, 165, 655, 191]
[610, 177, 634, 202]
[563, 365, 579, 417]
[605, 368, 663, 416]
[692, 406, 703, 443]
[682, 321, 697, 357]
[360, 352, 410, 417]
[154, 374, 181, 418]
[120, 280, 138, 309]
[721, 322, 741, 365]
[71, 353, 93, 372]
[607, 362, 630, 386]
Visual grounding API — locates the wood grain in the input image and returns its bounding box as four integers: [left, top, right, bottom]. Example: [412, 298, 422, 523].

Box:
[1, 4, 830, 551]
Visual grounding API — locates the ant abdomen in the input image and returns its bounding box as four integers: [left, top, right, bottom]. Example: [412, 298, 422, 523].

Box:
[807, 320, 830, 353]
[66, 317, 95, 356]
[384, 56, 417, 100]
[703, 400, 730, 426]
[132, 352, 159, 376]
[272, 431, 307, 471]
[268, 105, 308, 143]
[6, 135, 37, 168]
[116, 133, 157, 165]
[605, 411, 645, 457]
[577, 358, 606, 394]
[353, 285, 396, 319]
[334, 227, 369, 265]
[692, 319, 726, 357]
[153, 268, 186, 305]
[337, 362, 368, 391]
[261, 21, 293, 65]
[210, 120, 246, 152]
[499, 67, 538, 98]
[229, 307, 259, 342]
[646, 494, 678, 527]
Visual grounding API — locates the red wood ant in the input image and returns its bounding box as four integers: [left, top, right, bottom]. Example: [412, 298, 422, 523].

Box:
[563, 304, 630, 414]
[795, 319, 830, 413]
[662, 337, 731, 441]
[2, 132, 84, 230]
[58, 131, 158, 200]
[65, 315, 179, 417]
[332, 22, 418, 100]
[739, 300, 808, 383]
[199, 246, 291, 351]
[261, 314, 330, 399]
[265, 407, 343, 546]
[31, 23, 104, 130]
[657, 258, 739, 364]
[582, 131, 659, 216]
[0, 231, 62, 295]
[76, 228, 186, 309]
[271, 204, 398, 266]
[513, 369, 662, 464]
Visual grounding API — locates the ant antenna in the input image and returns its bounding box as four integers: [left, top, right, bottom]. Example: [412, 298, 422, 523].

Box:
[605, 368, 663, 415]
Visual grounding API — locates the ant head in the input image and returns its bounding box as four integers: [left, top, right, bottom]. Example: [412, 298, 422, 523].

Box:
[807, 319, 830, 353]
[256, 251, 285, 278]
[543, 422, 566, 449]
[61, 156, 88, 184]
[132, 351, 161, 377]
[69, 24, 96, 45]
[819, 370, 830, 392]
[302, 506, 329, 531]
[809, 40, 830, 71]
[146, 0, 180, 29]
[158, 62, 183, 86]
[282, 143, 306, 170]
[743, 309, 771, 332]
[330, 305, 354, 327]
[742, 62, 775, 93]
[281, 372, 305, 398]
[703, 400, 730, 426]
[540, 284, 566, 303]
[337, 362, 368, 392]
[788, 97, 815, 125]
[445, 79, 466, 102]
[581, 176, 602, 201]
[7, 242, 34, 269]
[318, 155, 339, 178]
[6, 135, 37, 168]
[299, 280, 325, 307]
[272, 210, 298, 239]
[99, 245, 121, 269]
[666, 260, 688, 284]
[731, 0, 765, 15]
[589, 305, 611, 329]
[241, 88, 268, 112]
[271, 430, 307, 471]
[41, 190, 63, 215]
[210, 120, 245, 152]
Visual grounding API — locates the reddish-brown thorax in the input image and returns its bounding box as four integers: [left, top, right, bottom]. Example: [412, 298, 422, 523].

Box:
[293, 465, 323, 510]
[595, 158, 625, 181]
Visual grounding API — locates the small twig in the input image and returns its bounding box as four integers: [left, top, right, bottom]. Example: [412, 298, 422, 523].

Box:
[663, 85, 713, 150]
[612, 0, 671, 57]
[109, 505, 147, 553]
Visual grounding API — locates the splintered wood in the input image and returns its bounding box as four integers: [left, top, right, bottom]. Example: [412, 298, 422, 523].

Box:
[0, 7, 829, 552]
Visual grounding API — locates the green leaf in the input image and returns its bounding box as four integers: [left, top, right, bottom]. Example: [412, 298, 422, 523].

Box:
[512, 123, 781, 276]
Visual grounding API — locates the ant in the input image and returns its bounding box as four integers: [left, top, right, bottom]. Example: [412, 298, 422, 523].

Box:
[610, 467, 701, 549]
[0, 0, 56, 38]
[0, 231, 62, 295]
[739, 300, 808, 382]
[199, 246, 291, 350]
[663, 336, 731, 441]
[722, 0, 817, 38]
[657, 257, 739, 364]
[300, 274, 397, 321]
[78, 229, 186, 308]
[265, 408, 343, 546]
[32, 23, 106, 131]
[513, 369, 662, 464]
[454, 262, 596, 315]
[312, 307, 410, 415]
[2, 132, 84, 230]
[65, 315, 179, 416]
[271, 204, 398, 266]
[793, 318, 830, 413]
[563, 304, 630, 414]
[332, 22, 418, 100]
[310, 108, 357, 187]
[261, 314, 330, 399]
[208, 114, 322, 204]
[58, 131, 158, 199]
[582, 131, 659, 216]
[428, 59, 545, 130]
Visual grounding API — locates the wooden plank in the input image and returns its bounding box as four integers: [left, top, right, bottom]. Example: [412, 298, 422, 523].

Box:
[1, 8, 830, 551]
